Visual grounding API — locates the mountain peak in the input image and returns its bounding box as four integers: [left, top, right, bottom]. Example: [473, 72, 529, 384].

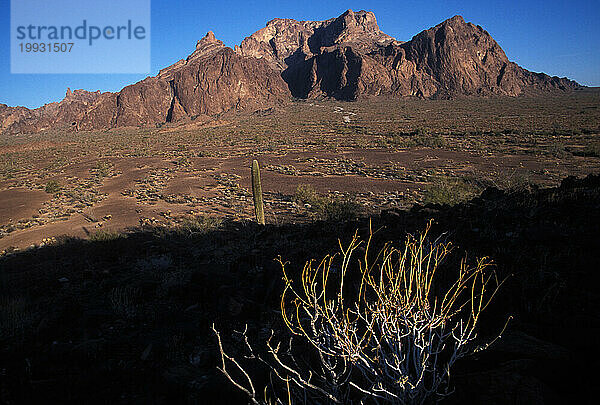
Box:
[235, 9, 395, 69]
[187, 31, 225, 61]
[63, 88, 101, 102]
[445, 15, 466, 24]
[0, 11, 581, 134]
[338, 9, 379, 30]
[199, 31, 218, 45]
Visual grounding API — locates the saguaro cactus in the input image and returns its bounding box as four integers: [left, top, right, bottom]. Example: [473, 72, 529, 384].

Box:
[251, 159, 265, 225]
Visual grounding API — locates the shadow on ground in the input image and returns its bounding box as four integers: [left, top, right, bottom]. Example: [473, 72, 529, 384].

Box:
[1, 175, 599, 404]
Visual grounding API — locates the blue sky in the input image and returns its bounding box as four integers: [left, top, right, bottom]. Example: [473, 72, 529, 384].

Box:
[1, 0, 598, 108]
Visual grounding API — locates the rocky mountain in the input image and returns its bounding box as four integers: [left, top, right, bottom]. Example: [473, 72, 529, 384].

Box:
[0, 88, 102, 133]
[76, 32, 289, 131]
[255, 11, 579, 99]
[1, 10, 581, 134]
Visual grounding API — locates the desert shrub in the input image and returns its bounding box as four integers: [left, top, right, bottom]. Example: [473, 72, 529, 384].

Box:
[423, 176, 481, 205]
[295, 185, 361, 222]
[0, 159, 18, 180]
[572, 143, 600, 158]
[177, 215, 222, 235]
[294, 184, 320, 204]
[387, 134, 413, 148]
[487, 171, 537, 193]
[91, 160, 113, 177]
[136, 216, 223, 239]
[413, 133, 446, 148]
[214, 222, 506, 404]
[548, 142, 570, 158]
[197, 150, 216, 157]
[387, 130, 446, 149]
[89, 229, 124, 242]
[319, 197, 361, 222]
[173, 156, 192, 167]
[45, 180, 61, 194]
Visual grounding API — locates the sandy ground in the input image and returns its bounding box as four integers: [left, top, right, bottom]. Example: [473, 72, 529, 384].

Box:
[1, 145, 597, 251]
